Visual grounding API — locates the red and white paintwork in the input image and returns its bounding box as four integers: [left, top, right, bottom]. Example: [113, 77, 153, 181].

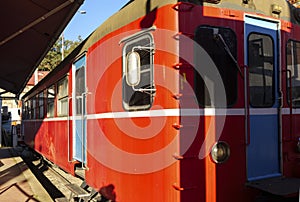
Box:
[22, 1, 300, 201]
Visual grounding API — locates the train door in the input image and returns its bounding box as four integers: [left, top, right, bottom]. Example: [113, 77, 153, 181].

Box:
[245, 16, 281, 181]
[72, 55, 87, 165]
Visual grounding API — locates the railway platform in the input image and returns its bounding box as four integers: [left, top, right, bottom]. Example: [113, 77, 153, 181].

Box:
[0, 147, 52, 202]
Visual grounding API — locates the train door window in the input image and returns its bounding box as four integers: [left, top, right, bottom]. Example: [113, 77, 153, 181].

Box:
[121, 31, 155, 111]
[57, 77, 68, 116]
[75, 60, 85, 115]
[248, 33, 274, 107]
[47, 85, 55, 117]
[194, 26, 238, 107]
[287, 40, 300, 107]
[38, 91, 44, 119]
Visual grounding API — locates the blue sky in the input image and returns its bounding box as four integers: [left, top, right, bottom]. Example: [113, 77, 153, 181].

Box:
[64, 0, 129, 41]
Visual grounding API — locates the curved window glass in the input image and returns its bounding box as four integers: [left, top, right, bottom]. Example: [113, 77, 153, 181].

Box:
[194, 26, 238, 107]
[248, 33, 274, 107]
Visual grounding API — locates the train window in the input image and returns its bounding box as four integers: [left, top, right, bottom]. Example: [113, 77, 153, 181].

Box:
[121, 31, 155, 111]
[57, 77, 68, 116]
[194, 26, 237, 107]
[38, 91, 44, 119]
[248, 33, 274, 107]
[23, 101, 29, 120]
[47, 85, 55, 117]
[32, 96, 37, 119]
[27, 100, 32, 119]
[287, 40, 300, 107]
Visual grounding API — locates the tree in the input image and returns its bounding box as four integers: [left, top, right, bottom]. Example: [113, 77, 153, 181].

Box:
[38, 36, 83, 71]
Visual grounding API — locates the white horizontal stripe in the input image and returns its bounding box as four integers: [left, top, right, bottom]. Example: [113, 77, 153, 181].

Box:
[44, 117, 68, 122]
[23, 117, 68, 122]
[282, 108, 300, 115]
[202, 108, 244, 116]
[249, 108, 278, 115]
[21, 108, 300, 123]
[86, 109, 239, 119]
[86, 109, 180, 119]
[86, 108, 298, 118]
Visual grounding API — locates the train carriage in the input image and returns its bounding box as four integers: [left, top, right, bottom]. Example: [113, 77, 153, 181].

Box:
[22, 0, 300, 201]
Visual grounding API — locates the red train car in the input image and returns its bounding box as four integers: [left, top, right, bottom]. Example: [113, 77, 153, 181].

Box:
[22, 0, 300, 201]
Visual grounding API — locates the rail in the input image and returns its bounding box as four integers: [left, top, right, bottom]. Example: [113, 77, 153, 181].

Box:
[67, 97, 72, 162]
[81, 91, 90, 170]
[243, 65, 250, 145]
[282, 69, 293, 141]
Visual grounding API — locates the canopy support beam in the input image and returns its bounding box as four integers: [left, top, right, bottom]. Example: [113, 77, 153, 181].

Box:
[0, 0, 75, 47]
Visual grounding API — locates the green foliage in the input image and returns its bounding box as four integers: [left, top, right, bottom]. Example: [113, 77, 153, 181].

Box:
[38, 36, 83, 71]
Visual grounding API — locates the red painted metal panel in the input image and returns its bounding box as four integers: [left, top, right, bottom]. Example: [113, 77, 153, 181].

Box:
[22, 1, 300, 201]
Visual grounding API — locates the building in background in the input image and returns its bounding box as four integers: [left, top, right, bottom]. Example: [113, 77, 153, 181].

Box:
[1, 70, 49, 109]
[0, 70, 48, 147]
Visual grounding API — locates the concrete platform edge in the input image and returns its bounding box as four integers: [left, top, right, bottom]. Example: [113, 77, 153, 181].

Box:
[10, 148, 53, 202]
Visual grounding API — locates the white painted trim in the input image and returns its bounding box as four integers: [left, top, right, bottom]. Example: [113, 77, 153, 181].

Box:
[23, 117, 68, 122]
[249, 108, 278, 115]
[244, 15, 280, 30]
[22, 108, 300, 123]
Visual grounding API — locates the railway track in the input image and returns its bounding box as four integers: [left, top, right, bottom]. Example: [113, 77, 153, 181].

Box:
[19, 147, 99, 201]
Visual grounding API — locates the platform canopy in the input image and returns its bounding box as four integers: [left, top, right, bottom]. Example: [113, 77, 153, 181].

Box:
[0, 0, 84, 96]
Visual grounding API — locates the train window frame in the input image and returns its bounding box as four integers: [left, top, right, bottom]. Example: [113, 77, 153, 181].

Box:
[74, 55, 86, 116]
[47, 85, 55, 118]
[38, 91, 44, 119]
[27, 99, 32, 119]
[121, 30, 155, 111]
[32, 96, 37, 119]
[57, 76, 69, 117]
[23, 100, 29, 120]
[194, 25, 238, 108]
[286, 39, 300, 108]
[248, 32, 275, 108]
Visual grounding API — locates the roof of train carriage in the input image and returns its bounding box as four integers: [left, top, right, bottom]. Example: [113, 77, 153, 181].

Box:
[0, 0, 84, 97]
[22, 0, 300, 99]
[79, 0, 177, 51]
[72, 0, 296, 57]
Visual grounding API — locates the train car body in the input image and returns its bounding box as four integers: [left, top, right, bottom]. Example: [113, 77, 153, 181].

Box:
[22, 0, 300, 201]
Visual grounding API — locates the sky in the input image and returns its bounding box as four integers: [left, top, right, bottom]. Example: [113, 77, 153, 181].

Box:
[64, 0, 129, 41]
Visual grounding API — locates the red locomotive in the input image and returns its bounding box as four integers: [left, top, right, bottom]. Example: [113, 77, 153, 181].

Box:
[22, 0, 300, 201]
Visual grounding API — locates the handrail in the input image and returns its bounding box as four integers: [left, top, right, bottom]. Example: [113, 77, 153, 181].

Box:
[80, 95, 85, 169]
[67, 97, 72, 162]
[282, 69, 293, 141]
[243, 65, 250, 145]
[81, 92, 90, 170]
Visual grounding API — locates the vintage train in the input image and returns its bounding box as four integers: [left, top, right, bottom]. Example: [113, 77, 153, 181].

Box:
[22, 0, 300, 201]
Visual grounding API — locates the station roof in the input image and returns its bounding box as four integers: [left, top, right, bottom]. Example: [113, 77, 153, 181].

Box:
[0, 0, 84, 97]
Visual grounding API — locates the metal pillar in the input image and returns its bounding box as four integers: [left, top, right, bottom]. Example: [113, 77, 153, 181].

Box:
[0, 96, 2, 147]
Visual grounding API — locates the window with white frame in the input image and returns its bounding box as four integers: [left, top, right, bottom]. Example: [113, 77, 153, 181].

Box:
[57, 77, 68, 116]
[47, 85, 55, 117]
